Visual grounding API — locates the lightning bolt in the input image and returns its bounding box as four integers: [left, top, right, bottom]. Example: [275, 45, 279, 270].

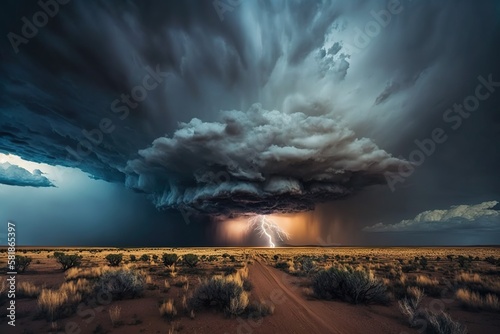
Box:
[248, 215, 290, 248]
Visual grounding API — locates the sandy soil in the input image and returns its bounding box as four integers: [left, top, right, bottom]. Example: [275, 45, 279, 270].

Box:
[248, 258, 415, 334]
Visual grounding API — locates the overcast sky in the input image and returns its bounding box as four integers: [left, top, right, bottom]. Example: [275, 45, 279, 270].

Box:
[1, 0, 499, 246]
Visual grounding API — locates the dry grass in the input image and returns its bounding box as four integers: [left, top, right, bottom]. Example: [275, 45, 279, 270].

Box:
[456, 288, 500, 311]
[456, 273, 482, 284]
[109, 305, 122, 327]
[182, 294, 188, 311]
[406, 286, 425, 302]
[415, 275, 439, 287]
[37, 288, 82, 320]
[164, 279, 171, 292]
[174, 275, 188, 287]
[160, 299, 177, 319]
[59, 279, 93, 296]
[65, 266, 112, 280]
[17, 281, 41, 298]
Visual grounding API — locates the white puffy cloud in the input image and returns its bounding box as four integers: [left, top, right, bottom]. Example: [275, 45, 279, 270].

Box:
[0, 162, 54, 187]
[125, 105, 407, 215]
[363, 201, 500, 232]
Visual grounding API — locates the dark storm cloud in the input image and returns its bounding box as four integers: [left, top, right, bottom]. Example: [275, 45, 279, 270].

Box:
[363, 201, 500, 232]
[0, 0, 347, 183]
[0, 162, 54, 187]
[125, 104, 407, 215]
[0, 0, 499, 226]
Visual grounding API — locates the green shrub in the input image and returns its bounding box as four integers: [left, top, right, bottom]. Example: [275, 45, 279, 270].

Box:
[162, 253, 178, 266]
[54, 252, 82, 271]
[140, 254, 150, 262]
[312, 267, 388, 304]
[95, 269, 146, 299]
[105, 254, 123, 266]
[130, 255, 137, 262]
[183, 254, 199, 267]
[301, 257, 316, 275]
[275, 262, 289, 270]
[15, 255, 32, 273]
[419, 257, 428, 270]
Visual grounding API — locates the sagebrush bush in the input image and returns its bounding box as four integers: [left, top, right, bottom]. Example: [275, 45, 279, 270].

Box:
[311, 266, 388, 304]
[15, 255, 32, 273]
[54, 252, 82, 271]
[399, 297, 467, 334]
[105, 254, 123, 266]
[94, 268, 146, 299]
[189, 275, 249, 315]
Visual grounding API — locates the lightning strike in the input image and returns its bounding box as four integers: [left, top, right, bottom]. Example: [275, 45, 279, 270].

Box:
[248, 215, 290, 248]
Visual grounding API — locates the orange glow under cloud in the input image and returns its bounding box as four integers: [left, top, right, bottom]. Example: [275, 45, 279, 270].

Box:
[215, 212, 324, 246]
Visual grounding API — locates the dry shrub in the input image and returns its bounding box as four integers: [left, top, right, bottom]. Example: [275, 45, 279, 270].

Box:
[94, 268, 146, 299]
[311, 266, 388, 304]
[247, 300, 275, 318]
[399, 297, 467, 334]
[189, 274, 249, 315]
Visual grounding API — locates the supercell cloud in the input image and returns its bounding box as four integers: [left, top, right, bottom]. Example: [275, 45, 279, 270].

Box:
[125, 104, 406, 215]
[1, 0, 499, 232]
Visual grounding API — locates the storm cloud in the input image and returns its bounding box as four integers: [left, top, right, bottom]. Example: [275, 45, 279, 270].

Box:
[0, 162, 54, 187]
[125, 104, 406, 215]
[363, 201, 500, 232]
[0, 0, 499, 245]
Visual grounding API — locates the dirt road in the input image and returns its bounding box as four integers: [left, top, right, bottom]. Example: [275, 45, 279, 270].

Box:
[248, 258, 414, 334]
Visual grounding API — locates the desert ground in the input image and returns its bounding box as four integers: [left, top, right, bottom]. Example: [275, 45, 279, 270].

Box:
[1, 247, 500, 334]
